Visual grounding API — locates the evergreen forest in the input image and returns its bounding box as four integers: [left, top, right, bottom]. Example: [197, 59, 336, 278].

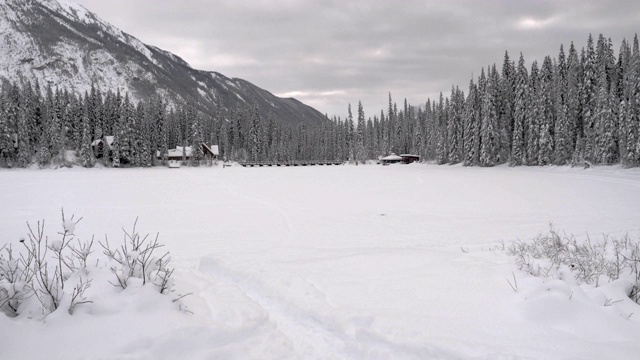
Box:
[1, 33, 639, 168]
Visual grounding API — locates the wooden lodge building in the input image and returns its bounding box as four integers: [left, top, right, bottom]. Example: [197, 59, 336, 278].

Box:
[91, 136, 219, 167]
[380, 153, 420, 165]
[161, 144, 219, 167]
[91, 136, 114, 159]
[162, 144, 219, 161]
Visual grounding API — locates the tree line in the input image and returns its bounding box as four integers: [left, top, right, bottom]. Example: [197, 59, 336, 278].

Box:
[0, 32, 639, 168]
[0, 81, 337, 167]
[341, 33, 640, 167]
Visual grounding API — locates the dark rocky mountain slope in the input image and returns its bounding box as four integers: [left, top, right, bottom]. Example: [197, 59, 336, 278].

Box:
[0, 0, 327, 125]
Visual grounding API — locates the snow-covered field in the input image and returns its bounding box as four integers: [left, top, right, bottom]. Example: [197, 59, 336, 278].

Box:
[1, 164, 640, 359]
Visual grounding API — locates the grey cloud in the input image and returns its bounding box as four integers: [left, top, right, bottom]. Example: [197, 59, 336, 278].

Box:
[73, 0, 640, 117]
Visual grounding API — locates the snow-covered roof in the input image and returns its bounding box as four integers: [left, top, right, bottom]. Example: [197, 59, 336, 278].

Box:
[91, 136, 115, 148]
[202, 144, 219, 156]
[400, 154, 419, 158]
[158, 144, 218, 158]
[167, 146, 193, 158]
[381, 154, 403, 161]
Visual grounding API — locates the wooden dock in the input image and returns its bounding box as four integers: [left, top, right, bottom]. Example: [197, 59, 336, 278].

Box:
[239, 160, 344, 167]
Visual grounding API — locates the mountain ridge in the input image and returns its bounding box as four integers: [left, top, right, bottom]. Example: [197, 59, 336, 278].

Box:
[0, 0, 327, 125]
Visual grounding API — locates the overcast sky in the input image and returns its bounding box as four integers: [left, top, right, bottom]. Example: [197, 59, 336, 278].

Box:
[72, 0, 640, 118]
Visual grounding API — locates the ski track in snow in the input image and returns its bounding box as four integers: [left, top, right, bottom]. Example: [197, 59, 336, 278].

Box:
[184, 168, 453, 358]
[182, 168, 296, 239]
[197, 256, 463, 359]
[180, 168, 464, 358]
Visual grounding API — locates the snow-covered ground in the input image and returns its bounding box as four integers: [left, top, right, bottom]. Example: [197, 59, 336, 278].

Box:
[1, 164, 640, 359]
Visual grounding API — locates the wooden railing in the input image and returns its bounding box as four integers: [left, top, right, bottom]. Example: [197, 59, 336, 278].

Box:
[239, 161, 344, 167]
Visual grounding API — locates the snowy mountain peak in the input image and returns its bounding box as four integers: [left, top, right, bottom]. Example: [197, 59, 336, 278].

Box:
[0, 0, 326, 125]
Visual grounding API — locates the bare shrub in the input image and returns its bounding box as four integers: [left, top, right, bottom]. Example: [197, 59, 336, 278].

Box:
[0, 244, 34, 317]
[508, 226, 640, 303]
[0, 211, 177, 318]
[99, 218, 174, 294]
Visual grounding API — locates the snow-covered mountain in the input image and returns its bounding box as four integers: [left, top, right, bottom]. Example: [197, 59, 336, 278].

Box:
[0, 0, 327, 124]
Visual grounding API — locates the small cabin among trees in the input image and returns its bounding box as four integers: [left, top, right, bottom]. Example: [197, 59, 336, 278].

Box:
[380, 154, 403, 165]
[159, 143, 219, 163]
[380, 153, 420, 165]
[91, 136, 114, 159]
[204, 144, 219, 159]
[400, 154, 420, 164]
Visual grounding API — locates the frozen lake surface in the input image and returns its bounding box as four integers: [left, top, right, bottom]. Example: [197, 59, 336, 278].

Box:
[1, 164, 640, 359]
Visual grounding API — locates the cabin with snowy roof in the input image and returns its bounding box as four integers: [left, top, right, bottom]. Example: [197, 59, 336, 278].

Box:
[91, 136, 114, 159]
[380, 153, 420, 165]
[158, 144, 219, 166]
[380, 154, 403, 165]
[399, 154, 420, 164]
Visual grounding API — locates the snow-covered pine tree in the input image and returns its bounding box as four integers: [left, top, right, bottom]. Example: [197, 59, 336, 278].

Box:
[297, 122, 308, 159]
[499, 51, 516, 163]
[346, 103, 354, 162]
[367, 115, 375, 160]
[355, 101, 366, 164]
[266, 113, 277, 161]
[0, 84, 19, 166]
[566, 42, 581, 159]
[125, 97, 141, 166]
[424, 107, 433, 160]
[447, 87, 457, 163]
[0, 90, 11, 165]
[218, 115, 229, 161]
[448, 86, 464, 164]
[403, 99, 415, 155]
[526, 61, 540, 165]
[621, 35, 640, 166]
[79, 102, 95, 168]
[188, 103, 204, 165]
[510, 53, 528, 166]
[386, 93, 395, 153]
[115, 94, 135, 166]
[631, 36, 640, 165]
[36, 100, 52, 167]
[47, 86, 64, 165]
[553, 45, 571, 165]
[619, 98, 631, 165]
[248, 105, 262, 162]
[131, 102, 145, 166]
[463, 79, 479, 166]
[101, 92, 113, 139]
[235, 108, 246, 157]
[480, 65, 499, 167]
[153, 97, 167, 166]
[595, 34, 617, 94]
[23, 81, 43, 156]
[595, 70, 618, 164]
[16, 88, 33, 167]
[89, 84, 103, 142]
[537, 56, 554, 165]
[394, 102, 403, 154]
[435, 92, 447, 164]
[616, 39, 631, 163]
[66, 96, 83, 151]
[143, 102, 157, 167]
[413, 109, 423, 160]
[582, 34, 598, 163]
[224, 110, 235, 159]
[378, 110, 388, 156]
[364, 114, 376, 159]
